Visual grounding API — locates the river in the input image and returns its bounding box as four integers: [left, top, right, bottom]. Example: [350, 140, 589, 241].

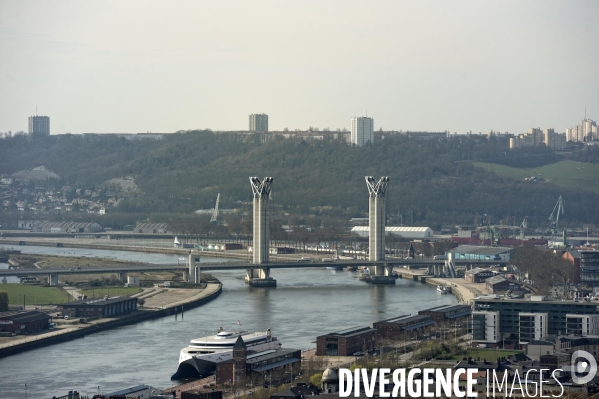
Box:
[0, 244, 456, 398]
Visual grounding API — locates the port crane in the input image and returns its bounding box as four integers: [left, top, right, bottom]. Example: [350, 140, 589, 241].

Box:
[481, 222, 498, 246]
[548, 196, 564, 236]
[519, 217, 528, 240]
[210, 193, 220, 223]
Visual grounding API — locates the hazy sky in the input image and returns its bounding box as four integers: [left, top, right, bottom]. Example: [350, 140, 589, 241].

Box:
[1, 0, 598, 135]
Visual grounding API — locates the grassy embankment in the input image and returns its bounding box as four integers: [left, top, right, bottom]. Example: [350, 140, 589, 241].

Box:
[9, 254, 179, 283]
[81, 287, 142, 298]
[0, 284, 69, 305]
[472, 160, 599, 194]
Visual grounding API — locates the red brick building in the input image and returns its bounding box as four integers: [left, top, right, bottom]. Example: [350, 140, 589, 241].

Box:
[373, 315, 435, 340]
[316, 326, 377, 356]
[60, 296, 138, 318]
[464, 268, 494, 283]
[0, 310, 52, 334]
[485, 276, 512, 293]
[418, 304, 472, 323]
[216, 337, 301, 385]
[562, 250, 581, 284]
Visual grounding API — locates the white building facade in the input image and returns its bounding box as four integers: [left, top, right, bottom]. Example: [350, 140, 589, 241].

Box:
[472, 311, 501, 344]
[509, 127, 566, 150]
[566, 118, 598, 142]
[519, 312, 548, 344]
[350, 117, 373, 146]
[351, 226, 433, 239]
[566, 314, 599, 335]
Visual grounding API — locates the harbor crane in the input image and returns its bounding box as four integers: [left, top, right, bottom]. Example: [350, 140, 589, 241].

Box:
[481, 222, 498, 247]
[210, 193, 220, 223]
[519, 217, 528, 240]
[549, 196, 564, 236]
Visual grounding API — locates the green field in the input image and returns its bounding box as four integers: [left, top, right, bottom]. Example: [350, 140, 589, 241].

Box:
[472, 160, 599, 193]
[81, 286, 142, 298]
[0, 284, 70, 305]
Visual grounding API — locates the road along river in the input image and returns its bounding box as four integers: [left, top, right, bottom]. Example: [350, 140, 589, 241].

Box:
[0, 244, 456, 397]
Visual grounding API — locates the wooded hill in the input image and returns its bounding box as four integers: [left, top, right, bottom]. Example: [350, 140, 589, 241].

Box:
[1, 131, 598, 229]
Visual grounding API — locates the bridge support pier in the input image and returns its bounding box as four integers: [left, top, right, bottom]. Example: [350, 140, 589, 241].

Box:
[118, 272, 127, 283]
[248, 177, 276, 287]
[182, 270, 189, 282]
[245, 268, 276, 287]
[361, 264, 396, 284]
[48, 274, 58, 286]
[188, 252, 200, 284]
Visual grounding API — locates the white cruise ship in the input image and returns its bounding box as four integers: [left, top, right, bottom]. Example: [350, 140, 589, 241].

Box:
[171, 327, 280, 379]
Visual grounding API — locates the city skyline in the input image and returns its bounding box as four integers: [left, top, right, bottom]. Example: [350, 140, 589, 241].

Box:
[1, 1, 598, 135]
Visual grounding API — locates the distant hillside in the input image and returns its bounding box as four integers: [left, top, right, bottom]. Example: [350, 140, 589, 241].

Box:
[472, 160, 599, 194]
[11, 165, 59, 181]
[1, 132, 598, 228]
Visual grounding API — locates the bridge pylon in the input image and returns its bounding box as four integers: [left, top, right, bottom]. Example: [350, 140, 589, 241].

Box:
[365, 176, 394, 283]
[248, 177, 276, 287]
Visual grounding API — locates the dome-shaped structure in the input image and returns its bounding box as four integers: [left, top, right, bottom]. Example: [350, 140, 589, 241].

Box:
[322, 367, 338, 382]
[321, 368, 339, 393]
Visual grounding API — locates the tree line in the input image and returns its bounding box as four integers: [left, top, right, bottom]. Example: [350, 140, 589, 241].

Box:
[1, 131, 598, 230]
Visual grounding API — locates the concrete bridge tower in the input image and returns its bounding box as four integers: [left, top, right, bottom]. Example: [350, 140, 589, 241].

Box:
[366, 176, 393, 280]
[250, 177, 273, 264]
[246, 177, 276, 286]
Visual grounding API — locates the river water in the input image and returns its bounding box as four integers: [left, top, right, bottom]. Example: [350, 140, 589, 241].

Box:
[0, 244, 456, 398]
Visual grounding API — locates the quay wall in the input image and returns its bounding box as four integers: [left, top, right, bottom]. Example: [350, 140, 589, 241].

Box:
[394, 267, 477, 304]
[1, 238, 247, 259]
[0, 284, 222, 359]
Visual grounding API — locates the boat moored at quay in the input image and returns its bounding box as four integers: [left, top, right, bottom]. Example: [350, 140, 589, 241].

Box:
[171, 327, 279, 379]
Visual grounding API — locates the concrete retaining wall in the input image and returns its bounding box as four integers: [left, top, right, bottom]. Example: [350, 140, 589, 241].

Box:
[0, 285, 222, 359]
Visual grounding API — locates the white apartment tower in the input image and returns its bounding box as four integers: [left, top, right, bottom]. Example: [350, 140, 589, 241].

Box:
[566, 118, 598, 142]
[249, 114, 268, 132]
[28, 115, 50, 138]
[350, 117, 374, 146]
[509, 127, 566, 150]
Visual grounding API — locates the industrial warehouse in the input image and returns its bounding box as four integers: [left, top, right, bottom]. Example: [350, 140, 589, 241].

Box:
[0, 311, 52, 334]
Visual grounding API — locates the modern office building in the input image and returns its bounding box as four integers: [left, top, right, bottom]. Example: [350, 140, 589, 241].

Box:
[580, 250, 599, 285]
[566, 314, 599, 336]
[350, 226, 433, 239]
[473, 297, 599, 343]
[28, 115, 50, 138]
[449, 245, 511, 261]
[350, 117, 373, 146]
[518, 312, 548, 344]
[249, 114, 268, 132]
[471, 310, 501, 344]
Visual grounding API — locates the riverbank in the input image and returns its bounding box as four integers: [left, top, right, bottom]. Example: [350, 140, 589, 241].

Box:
[1, 237, 250, 259]
[393, 267, 487, 303]
[167, 347, 357, 398]
[0, 283, 222, 359]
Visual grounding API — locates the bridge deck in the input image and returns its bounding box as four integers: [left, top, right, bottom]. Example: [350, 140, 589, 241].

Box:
[0, 258, 508, 277]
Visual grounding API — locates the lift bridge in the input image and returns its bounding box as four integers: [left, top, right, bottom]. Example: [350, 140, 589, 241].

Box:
[0, 257, 508, 286]
[0, 176, 510, 287]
